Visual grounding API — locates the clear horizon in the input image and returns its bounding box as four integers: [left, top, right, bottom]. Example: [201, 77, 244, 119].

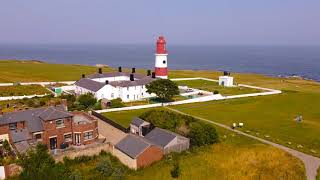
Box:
[1, 0, 319, 45]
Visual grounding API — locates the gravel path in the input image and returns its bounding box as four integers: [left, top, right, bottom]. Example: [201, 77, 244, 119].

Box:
[167, 107, 320, 180]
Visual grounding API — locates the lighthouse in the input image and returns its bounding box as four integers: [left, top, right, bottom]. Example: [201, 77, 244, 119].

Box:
[155, 36, 168, 79]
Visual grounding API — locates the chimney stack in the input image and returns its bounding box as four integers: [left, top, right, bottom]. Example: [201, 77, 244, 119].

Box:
[105, 80, 109, 84]
[98, 68, 102, 74]
[118, 66, 122, 72]
[61, 99, 68, 111]
[152, 72, 156, 78]
[130, 74, 134, 81]
[132, 68, 136, 73]
[223, 71, 230, 76]
[82, 74, 85, 78]
[147, 70, 151, 76]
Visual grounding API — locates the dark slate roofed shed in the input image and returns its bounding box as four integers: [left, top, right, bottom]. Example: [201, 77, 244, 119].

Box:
[144, 128, 177, 148]
[74, 78, 105, 92]
[131, 117, 147, 127]
[115, 135, 152, 159]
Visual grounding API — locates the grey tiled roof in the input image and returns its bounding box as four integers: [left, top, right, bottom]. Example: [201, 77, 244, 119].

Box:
[14, 141, 31, 154]
[115, 135, 152, 159]
[74, 78, 105, 92]
[0, 105, 72, 133]
[38, 106, 73, 121]
[88, 72, 147, 79]
[10, 129, 32, 143]
[144, 128, 177, 148]
[131, 117, 146, 127]
[109, 77, 155, 87]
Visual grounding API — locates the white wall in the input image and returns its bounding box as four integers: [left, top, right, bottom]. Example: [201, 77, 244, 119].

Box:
[155, 54, 168, 68]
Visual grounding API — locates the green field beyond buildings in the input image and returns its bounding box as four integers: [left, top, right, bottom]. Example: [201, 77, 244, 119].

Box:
[175, 79, 262, 95]
[0, 84, 50, 96]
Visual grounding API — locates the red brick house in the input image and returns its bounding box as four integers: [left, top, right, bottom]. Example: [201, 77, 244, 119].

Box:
[0, 104, 98, 153]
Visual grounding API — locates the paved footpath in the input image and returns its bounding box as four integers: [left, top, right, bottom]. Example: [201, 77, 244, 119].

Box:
[166, 107, 320, 180]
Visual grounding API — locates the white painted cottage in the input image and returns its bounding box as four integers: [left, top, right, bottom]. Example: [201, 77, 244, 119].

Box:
[74, 68, 157, 102]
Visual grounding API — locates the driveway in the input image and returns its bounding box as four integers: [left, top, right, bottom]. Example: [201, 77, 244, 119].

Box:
[98, 119, 127, 145]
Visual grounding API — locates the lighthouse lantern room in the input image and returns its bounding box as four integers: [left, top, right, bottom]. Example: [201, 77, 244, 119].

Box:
[155, 36, 168, 79]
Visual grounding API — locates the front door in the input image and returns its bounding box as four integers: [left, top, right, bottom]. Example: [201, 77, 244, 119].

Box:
[49, 137, 57, 150]
[74, 133, 81, 145]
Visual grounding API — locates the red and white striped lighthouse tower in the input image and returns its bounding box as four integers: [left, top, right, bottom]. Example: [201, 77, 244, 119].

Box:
[155, 36, 168, 79]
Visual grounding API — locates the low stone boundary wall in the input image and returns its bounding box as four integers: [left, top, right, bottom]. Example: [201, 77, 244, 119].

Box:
[53, 142, 112, 162]
[0, 94, 50, 101]
[0, 81, 75, 87]
[92, 111, 130, 132]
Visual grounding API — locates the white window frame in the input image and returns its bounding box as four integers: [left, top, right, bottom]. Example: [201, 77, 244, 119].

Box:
[64, 133, 72, 142]
[55, 119, 64, 128]
[83, 131, 94, 141]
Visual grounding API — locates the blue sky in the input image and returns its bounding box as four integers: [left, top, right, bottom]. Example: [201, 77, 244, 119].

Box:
[0, 0, 319, 45]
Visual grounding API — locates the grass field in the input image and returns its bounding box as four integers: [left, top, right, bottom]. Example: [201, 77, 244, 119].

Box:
[171, 91, 320, 156]
[0, 60, 113, 82]
[102, 108, 305, 180]
[176, 79, 262, 95]
[317, 168, 320, 180]
[0, 85, 50, 96]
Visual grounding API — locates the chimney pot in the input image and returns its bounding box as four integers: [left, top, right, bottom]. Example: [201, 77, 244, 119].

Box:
[105, 80, 109, 84]
[130, 74, 134, 81]
[147, 70, 151, 76]
[132, 68, 136, 73]
[98, 68, 102, 74]
[82, 74, 85, 78]
[118, 66, 122, 72]
[152, 72, 156, 78]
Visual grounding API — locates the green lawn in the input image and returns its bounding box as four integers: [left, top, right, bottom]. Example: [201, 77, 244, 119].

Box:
[317, 167, 320, 180]
[171, 91, 320, 157]
[176, 79, 262, 95]
[0, 85, 51, 96]
[102, 108, 305, 180]
[102, 108, 162, 128]
[0, 60, 113, 82]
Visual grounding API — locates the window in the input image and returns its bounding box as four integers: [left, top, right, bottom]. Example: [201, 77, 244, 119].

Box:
[127, 87, 129, 91]
[163, 60, 166, 64]
[127, 95, 129, 99]
[9, 123, 17, 130]
[84, 131, 93, 140]
[111, 93, 114, 98]
[35, 134, 42, 140]
[55, 119, 64, 128]
[142, 93, 144, 96]
[64, 134, 72, 142]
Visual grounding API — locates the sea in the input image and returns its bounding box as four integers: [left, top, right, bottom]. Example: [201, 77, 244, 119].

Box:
[0, 44, 319, 82]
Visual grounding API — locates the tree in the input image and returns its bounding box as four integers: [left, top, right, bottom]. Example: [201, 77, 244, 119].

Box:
[146, 79, 179, 102]
[18, 144, 65, 180]
[77, 93, 97, 109]
[188, 122, 219, 146]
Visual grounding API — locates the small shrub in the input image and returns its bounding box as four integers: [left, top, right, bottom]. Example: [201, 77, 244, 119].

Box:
[170, 161, 180, 178]
[110, 98, 125, 108]
[213, 90, 219, 94]
[95, 158, 113, 177]
[188, 122, 219, 146]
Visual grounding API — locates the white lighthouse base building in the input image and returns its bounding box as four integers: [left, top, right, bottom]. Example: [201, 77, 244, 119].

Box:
[219, 76, 234, 87]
